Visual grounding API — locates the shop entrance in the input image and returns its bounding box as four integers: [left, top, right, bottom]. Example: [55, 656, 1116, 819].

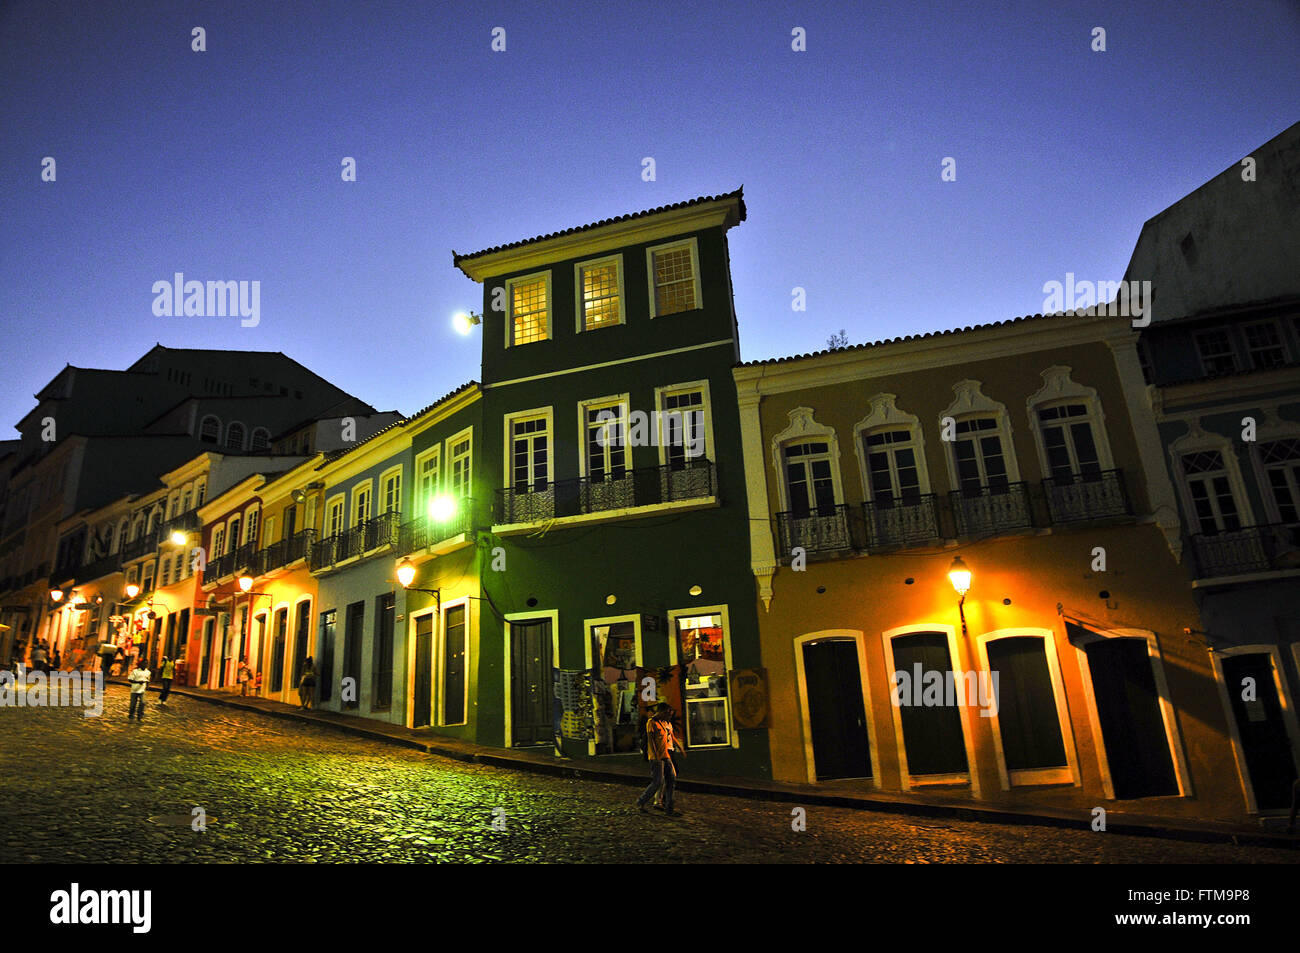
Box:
[510, 618, 552, 746]
[1083, 636, 1178, 799]
[802, 639, 872, 780]
[1222, 652, 1299, 811]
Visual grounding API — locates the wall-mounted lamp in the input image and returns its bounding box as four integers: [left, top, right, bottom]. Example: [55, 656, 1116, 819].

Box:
[453, 310, 482, 335]
[396, 559, 441, 610]
[50, 588, 65, 603]
[170, 530, 188, 546]
[124, 583, 141, 600]
[948, 556, 972, 637]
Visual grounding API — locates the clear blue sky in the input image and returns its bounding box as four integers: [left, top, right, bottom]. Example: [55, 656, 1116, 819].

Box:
[2, 0, 1297, 435]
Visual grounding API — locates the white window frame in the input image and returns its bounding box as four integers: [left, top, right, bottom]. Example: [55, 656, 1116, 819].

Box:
[1067, 622, 1192, 801]
[667, 605, 739, 750]
[225, 420, 247, 451]
[414, 446, 442, 516]
[503, 406, 554, 492]
[654, 379, 715, 465]
[574, 253, 625, 333]
[212, 525, 226, 559]
[1209, 643, 1300, 815]
[1255, 428, 1300, 525]
[325, 495, 346, 538]
[1168, 422, 1255, 535]
[792, 629, 883, 785]
[504, 270, 552, 348]
[502, 609, 560, 746]
[1194, 328, 1239, 377]
[645, 237, 702, 319]
[940, 380, 1022, 490]
[853, 393, 932, 501]
[974, 628, 1080, 790]
[244, 505, 261, 547]
[199, 416, 221, 444]
[881, 623, 981, 796]
[769, 407, 846, 513]
[437, 596, 471, 727]
[1025, 366, 1115, 479]
[351, 480, 373, 528]
[586, 613, 643, 757]
[578, 394, 631, 481]
[1242, 319, 1290, 370]
[379, 465, 403, 517]
[446, 427, 473, 498]
[262, 514, 276, 548]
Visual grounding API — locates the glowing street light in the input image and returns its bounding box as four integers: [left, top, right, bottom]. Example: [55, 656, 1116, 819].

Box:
[170, 530, 188, 546]
[948, 556, 972, 600]
[124, 583, 141, 600]
[396, 560, 416, 588]
[427, 494, 458, 522]
[453, 310, 482, 335]
[238, 575, 254, 593]
[50, 588, 65, 603]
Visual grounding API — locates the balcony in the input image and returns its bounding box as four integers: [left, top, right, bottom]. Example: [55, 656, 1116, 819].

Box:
[74, 554, 123, 585]
[861, 495, 940, 550]
[399, 503, 475, 554]
[1042, 469, 1130, 523]
[159, 508, 201, 538]
[248, 530, 316, 577]
[949, 482, 1034, 537]
[207, 542, 257, 582]
[120, 530, 162, 562]
[311, 513, 400, 571]
[1189, 523, 1300, 579]
[494, 461, 716, 525]
[776, 504, 855, 557]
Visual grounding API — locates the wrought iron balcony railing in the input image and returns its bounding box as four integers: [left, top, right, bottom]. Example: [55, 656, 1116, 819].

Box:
[246, 530, 316, 577]
[120, 529, 162, 562]
[159, 508, 202, 538]
[1042, 469, 1130, 523]
[494, 461, 715, 525]
[399, 502, 476, 554]
[776, 504, 855, 557]
[1189, 523, 1300, 578]
[862, 494, 940, 549]
[311, 513, 400, 571]
[949, 482, 1034, 536]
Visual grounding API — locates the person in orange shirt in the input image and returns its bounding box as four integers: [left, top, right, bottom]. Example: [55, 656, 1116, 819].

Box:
[637, 703, 685, 816]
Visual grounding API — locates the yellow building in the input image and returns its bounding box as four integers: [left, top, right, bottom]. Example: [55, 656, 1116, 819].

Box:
[734, 313, 1249, 821]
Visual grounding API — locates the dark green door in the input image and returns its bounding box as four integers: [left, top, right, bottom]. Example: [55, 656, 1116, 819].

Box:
[270, 608, 288, 693]
[1222, 653, 1298, 810]
[511, 619, 552, 746]
[342, 601, 364, 710]
[802, 639, 872, 780]
[892, 632, 968, 776]
[986, 636, 1067, 771]
[413, 612, 433, 727]
[1084, 637, 1178, 799]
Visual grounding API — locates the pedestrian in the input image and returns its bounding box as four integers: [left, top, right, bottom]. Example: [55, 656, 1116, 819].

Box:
[127, 657, 151, 721]
[50, 647, 62, 671]
[237, 659, 252, 696]
[298, 657, 317, 709]
[636, 702, 685, 816]
[31, 639, 48, 674]
[97, 637, 119, 677]
[158, 656, 176, 705]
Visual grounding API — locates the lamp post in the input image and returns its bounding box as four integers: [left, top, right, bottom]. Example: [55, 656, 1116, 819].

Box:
[948, 556, 972, 638]
[396, 559, 440, 613]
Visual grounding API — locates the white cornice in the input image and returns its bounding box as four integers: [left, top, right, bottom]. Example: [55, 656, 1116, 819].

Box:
[733, 316, 1135, 396]
[456, 197, 743, 282]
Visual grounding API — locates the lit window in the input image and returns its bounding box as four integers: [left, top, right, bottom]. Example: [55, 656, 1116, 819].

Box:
[508, 274, 549, 346]
[578, 258, 621, 331]
[648, 242, 699, 317]
[676, 612, 731, 748]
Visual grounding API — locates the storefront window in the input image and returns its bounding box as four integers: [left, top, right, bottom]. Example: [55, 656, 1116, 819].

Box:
[676, 613, 731, 747]
[590, 620, 639, 755]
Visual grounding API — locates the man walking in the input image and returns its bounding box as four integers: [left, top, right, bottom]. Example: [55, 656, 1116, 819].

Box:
[127, 658, 151, 721]
[636, 702, 685, 816]
[158, 656, 176, 705]
[98, 637, 119, 677]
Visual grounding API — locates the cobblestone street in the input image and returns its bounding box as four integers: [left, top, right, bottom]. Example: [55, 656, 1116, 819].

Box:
[2, 685, 1296, 864]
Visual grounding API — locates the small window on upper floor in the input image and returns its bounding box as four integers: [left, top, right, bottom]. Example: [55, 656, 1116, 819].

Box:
[1243, 321, 1289, 370]
[506, 272, 551, 346]
[226, 422, 246, 451]
[250, 427, 271, 451]
[576, 256, 623, 332]
[1195, 329, 1238, 377]
[199, 416, 221, 444]
[647, 239, 702, 318]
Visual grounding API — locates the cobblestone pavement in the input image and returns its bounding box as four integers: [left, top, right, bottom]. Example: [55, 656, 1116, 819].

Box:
[2, 685, 1296, 864]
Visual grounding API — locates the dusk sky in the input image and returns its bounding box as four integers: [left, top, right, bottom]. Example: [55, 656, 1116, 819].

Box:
[2, 0, 1297, 435]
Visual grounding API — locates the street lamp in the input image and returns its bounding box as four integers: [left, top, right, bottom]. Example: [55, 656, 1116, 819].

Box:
[396, 559, 441, 611]
[49, 588, 65, 603]
[453, 310, 482, 335]
[427, 494, 458, 522]
[948, 556, 972, 637]
[124, 583, 140, 600]
[170, 530, 188, 546]
[238, 575, 254, 593]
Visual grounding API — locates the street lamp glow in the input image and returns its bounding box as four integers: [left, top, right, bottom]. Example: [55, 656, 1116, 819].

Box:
[238, 575, 254, 593]
[453, 311, 481, 335]
[125, 583, 140, 599]
[170, 530, 188, 545]
[50, 588, 64, 602]
[396, 560, 416, 588]
[948, 556, 972, 598]
[427, 494, 457, 521]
